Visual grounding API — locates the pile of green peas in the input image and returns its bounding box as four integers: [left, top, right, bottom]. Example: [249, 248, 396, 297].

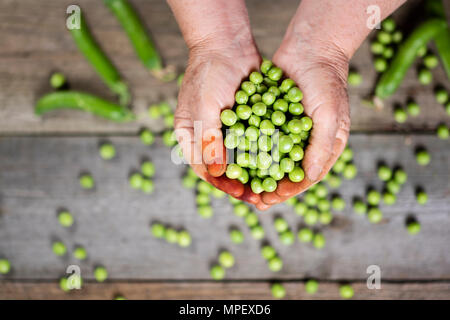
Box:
[229, 197, 265, 240]
[220, 60, 313, 194]
[371, 17, 403, 73]
[151, 222, 192, 248]
[129, 160, 156, 194]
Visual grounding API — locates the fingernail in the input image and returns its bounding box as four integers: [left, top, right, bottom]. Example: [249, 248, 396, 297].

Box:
[307, 165, 322, 181]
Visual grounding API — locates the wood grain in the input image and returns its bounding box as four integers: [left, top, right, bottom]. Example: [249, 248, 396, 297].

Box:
[0, 0, 449, 135]
[0, 134, 448, 281]
[0, 281, 449, 300]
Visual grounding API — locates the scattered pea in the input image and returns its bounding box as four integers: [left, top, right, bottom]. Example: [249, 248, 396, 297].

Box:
[141, 179, 154, 194]
[367, 190, 381, 206]
[94, 266, 108, 282]
[305, 279, 319, 294]
[251, 225, 265, 240]
[271, 283, 286, 299]
[210, 264, 225, 280]
[177, 230, 192, 247]
[294, 202, 308, 216]
[313, 233, 326, 249]
[230, 229, 244, 244]
[129, 173, 143, 189]
[58, 211, 74, 227]
[367, 207, 383, 224]
[298, 228, 314, 243]
[148, 104, 161, 119]
[50, 72, 66, 89]
[407, 102, 420, 116]
[407, 221, 421, 235]
[73, 246, 87, 260]
[424, 54, 439, 69]
[198, 205, 213, 218]
[435, 89, 449, 104]
[353, 200, 367, 215]
[140, 129, 155, 146]
[394, 169, 407, 185]
[348, 71, 362, 86]
[261, 246, 277, 260]
[274, 217, 289, 233]
[378, 165, 392, 181]
[342, 163, 358, 179]
[304, 209, 319, 226]
[371, 42, 384, 55]
[416, 149, 430, 166]
[381, 17, 396, 33]
[331, 196, 346, 211]
[394, 107, 407, 123]
[437, 124, 449, 139]
[339, 284, 354, 299]
[218, 251, 235, 268]
[268, 256, 283, 272]
[0, 259, 11, 274]
[374, 57, 388, 72]
[386, 180, 401, 194]
[79, 173, 94, 189]
[383, 192, 396, 205]
[418, 68, 432, 85]
[279, 230, 295, 246]
[319, 211, 333, 225]
[417, 46, 427, 58]
[416, 190, 428, 205]
[245, 212, 259, 227]
[52, 241, 67, 256]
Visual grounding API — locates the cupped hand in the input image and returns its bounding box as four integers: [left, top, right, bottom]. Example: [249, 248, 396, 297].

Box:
[175, 43, 270, 209]
[260, 40, 351, 206]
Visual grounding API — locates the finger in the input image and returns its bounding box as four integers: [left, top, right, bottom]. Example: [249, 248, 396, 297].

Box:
[237, 185, 261, 205]
[255, 201, 271, 211]
[206, 174, 245, 199]
[202, 128, 227, 177]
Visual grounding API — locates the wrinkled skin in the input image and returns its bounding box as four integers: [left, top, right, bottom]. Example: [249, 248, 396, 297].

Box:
[175, 38, 350, 210]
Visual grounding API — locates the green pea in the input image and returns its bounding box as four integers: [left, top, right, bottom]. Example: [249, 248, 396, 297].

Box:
[370, 41, 385, 54]
[162, 130, 177, 147]
[288, 167, 305, 183]
[424, 54, 439, 69]
[261, 92, 276, 106]
[59, 277, 69, 292]
[257, 152, 272, 170]
[280, 78, 295, 93]
[271, 283, 286, 299]
[178, 232, 192, 248]
[313, 233, 326, 249]
[165, 228, 179, 244]
[305, 279, 319, 294]
[218, 251, 235, 268]
[281, 123, 290, 134]
[251, 225, 265, 240]
[148, 104, 161, 119]
[182, 176, 197, 189]
[340, 148, 353, 162]
[289, 145, 304, 161]
[446, 102, 450, 115]
[416, 190, 428, 205]
[297, 228, 313, 242]
[260, 60, 273, 75]
[268, 86, 281, 97]
[235, 90, 248, 105]
[435, 89, 449, 104]
[271, 110, 286, 126]
[418, 68, 432, 85]
[151, 223, 166, 238]
[392, 30, 403, 43]
[238, 168, 250, 184]
[332, 159, 345, 173]
[263, 108, 273, 120]
[255, 83, 268, 94]
[196, 193, 210, 205]
[129, 173, 143, 189]
[52, 241, 67, 256]
[287, 87, 303, 102]
[141, 178, 154, 194]
[394, 107, 407, 123]
[224, 133, 239, 149]
[331, 196, 346, 211]
[139, 161, 155, 178]
[407, 102, 420, 116]
[264, 77, 278, 87]
[300, 117, 313, 131]
[230, 229, 244, 244]
[226, 164, 242, 179]
[241, 81, 256, 96]
[339, 284, 354, 299]
[221, 109, 237, 126]
[342, 163, 358, 179]
[378, 165, 392, 181]
[416, 149, 430, 166]
[314, 184, 328, 199]
[252, 102, 267, 116]
[383, 192, 396, 205]
[196, 181, 211, 194]
[381, 17, 396, 32]
[386, 180, 401, 194]
[268, 67, 282, 81]
[279, 135, 294, 153]
[249, 94, 262, 105]
[304, 192, 318, 207]
[353, 200, 367, 215]
[393, 169, 407, 184]
[245, 126, 260, 142]
[249, 71, 263, 84]
[237, 136, 250, 151]
[348, 71, 362, 86]
[294, 202, 308, 216]
[374, 57, 388, 72]
[80, 173, 95, 189]
[210, 265, 225, 280]
[260, 120, 275, 136]
[73, 246, 87, 260]
[269, 164, 284, 181]
[407, 221, 421, 235]
[159, 102, 172, 116]
[367, 190, 381, 206]
[114, 295, 126, 300]
[234, 203, 249, 217]
[0, 259, 11, 274]
[288, 103, 303, 116]
[58, 211, 74, 227]
[319, 211, 333, 225]
[236, 105, 252, 120]
[326, 173, 342, 188]
[280, 230, 295, 246]
[261, 245, 277, 260]
[164, 114, 174, 128]
[377, 31, 392, 44]
[229, 196, 242, 205]
[367, 207, 383, 224]
[274, 217, 289, 233]
[285, 197, 298, 206]
[273, 99, 288, 112]
[437, 124, 449, 139]
[50, 72, 66, 89]
[268, 256, 283, 272]
[262, 177, 277, 192]
[317, 198, 331, 212]
[230, 122, 245, 136]
[251, 177, 264, 194]
[382, 46, 394, 59]
[245, 212, 259, 227]
[304, 209, 319, 226]
[198, 205, 213, 218]
[140, 129, 155, 145]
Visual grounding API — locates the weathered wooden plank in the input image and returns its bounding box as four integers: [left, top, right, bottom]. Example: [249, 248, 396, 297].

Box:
[0, 281, 449, 300]
[0, 0, 448, 134]
[0, 135, 448, 281]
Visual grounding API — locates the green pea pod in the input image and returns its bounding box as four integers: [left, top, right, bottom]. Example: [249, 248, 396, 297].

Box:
[35, 91, 135, 122]
[70, 13, 130, 106]
[375, 18, 447, 99]
[104, 0, 175, 81]
[425, 0, 450, 79]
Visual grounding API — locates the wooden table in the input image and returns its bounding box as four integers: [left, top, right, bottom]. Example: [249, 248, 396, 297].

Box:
[0, 0, 449, 300]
